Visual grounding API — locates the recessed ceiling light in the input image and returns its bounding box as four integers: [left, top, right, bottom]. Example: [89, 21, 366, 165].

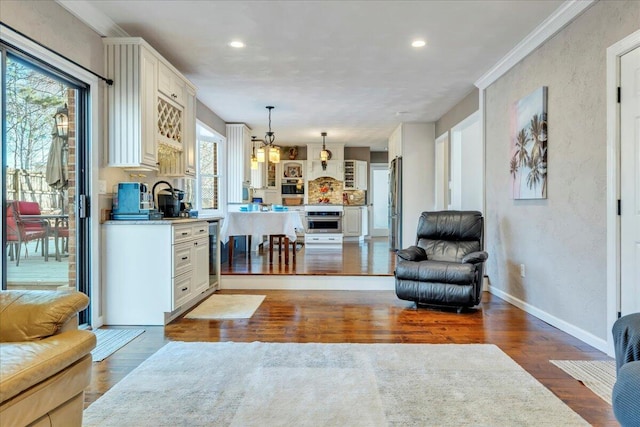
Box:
[229, 41, 245, 48]
[411, 40, 426, 48]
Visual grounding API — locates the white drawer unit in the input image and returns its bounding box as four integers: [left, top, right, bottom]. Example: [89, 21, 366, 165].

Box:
[103, 220, 212, 325]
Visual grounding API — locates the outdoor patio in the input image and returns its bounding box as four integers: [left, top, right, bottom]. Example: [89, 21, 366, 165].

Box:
[6, 240, 69, 290]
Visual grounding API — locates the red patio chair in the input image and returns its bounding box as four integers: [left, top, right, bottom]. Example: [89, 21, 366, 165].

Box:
[6, 201, 50, 266]
[15, 201, 51, 257]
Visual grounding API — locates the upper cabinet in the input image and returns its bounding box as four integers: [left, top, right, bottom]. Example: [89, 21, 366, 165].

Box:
[104, 38, 197, 175]
[344, 160, 367, 190]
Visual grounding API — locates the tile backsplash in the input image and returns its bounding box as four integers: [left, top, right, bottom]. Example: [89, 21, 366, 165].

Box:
[308, 177, 343, 204]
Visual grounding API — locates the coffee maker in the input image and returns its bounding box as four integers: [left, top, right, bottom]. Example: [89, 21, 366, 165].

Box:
[152, 181, 185, 218]
[111, 182, 161, 220]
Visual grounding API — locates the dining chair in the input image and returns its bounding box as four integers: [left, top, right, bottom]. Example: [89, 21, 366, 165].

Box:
[5, 201, 50, 266]
[15, 201, 50, 257]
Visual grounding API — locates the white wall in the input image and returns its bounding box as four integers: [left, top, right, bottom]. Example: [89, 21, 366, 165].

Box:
[483, 0, 640, 344]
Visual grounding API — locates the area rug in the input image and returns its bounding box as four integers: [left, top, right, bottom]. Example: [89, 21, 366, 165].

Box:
[83, 342, 588, 426]
[550, 360, 616, 404]
[184, 294, 265, 319]
[91, 329, 145, 362]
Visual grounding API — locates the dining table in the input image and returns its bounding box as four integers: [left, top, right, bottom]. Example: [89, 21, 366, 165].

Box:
[21, 214, 69, 261]
[220, 211, 304, 265]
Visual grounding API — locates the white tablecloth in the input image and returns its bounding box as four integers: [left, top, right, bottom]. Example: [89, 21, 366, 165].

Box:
[220, 211, 304, 246]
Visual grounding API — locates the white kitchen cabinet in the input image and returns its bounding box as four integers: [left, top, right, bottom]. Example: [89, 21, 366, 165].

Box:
[344, 160, 368, 190]
[104, 41, 158, 169]
[104, 37, 196, 175]
[343, 206, 367, 240]
[103, 220, 211, 325]
[182, 86, 197, 177]
[158, 61, 186, 106]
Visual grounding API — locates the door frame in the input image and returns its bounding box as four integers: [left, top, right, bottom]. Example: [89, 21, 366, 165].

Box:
[434, 132, 449, 210]
[1, 25, 103, 327]
[368, 163, 389, 237]
[449, 110, 481, 211]
[606, 29, 640, 355]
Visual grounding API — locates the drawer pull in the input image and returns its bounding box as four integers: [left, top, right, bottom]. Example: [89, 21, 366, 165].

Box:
[181, 256, 188, 260]
[194, 242, 198, 246]
[181, 287, 188, 292]
[199, 229, 206, 233]
[181, 232, 188, 236]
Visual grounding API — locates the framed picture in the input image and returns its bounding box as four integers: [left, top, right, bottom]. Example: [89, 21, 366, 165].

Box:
[510, 86, 548, 199]
[286, 165, 301, 178]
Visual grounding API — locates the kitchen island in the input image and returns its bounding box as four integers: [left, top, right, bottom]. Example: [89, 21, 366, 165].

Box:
[102, 218, 221, 325]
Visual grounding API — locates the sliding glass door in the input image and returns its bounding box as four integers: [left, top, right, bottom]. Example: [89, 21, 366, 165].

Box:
[1, 45, 91, 323]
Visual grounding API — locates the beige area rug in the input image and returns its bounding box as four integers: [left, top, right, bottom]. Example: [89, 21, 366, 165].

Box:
[184, 294, 265, 319]
[83, 342, 588, 426]
[550, 360, 617, 404]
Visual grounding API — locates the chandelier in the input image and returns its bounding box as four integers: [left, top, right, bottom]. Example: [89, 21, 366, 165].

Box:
[254, 106, 280, 164]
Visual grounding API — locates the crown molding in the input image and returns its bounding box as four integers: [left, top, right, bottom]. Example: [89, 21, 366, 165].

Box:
[475, 0, 597, 90]
[56, 0, 129, 37]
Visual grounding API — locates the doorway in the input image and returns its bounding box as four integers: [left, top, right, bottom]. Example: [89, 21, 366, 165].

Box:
[449, 111, 482, 212]
[606, 29, 640, 354]
[434, 132, 449, 210]
[1, 44, 91, 323]
[369, 163, 389, 237]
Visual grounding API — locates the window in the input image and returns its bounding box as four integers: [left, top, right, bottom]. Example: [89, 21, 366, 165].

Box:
[196, 122, 224, 214]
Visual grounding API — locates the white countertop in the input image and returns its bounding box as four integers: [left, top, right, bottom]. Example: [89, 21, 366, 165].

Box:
[103, 217, 221, 225]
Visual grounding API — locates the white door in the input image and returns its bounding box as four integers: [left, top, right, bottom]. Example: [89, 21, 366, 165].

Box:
[450, 111, 482, 211]
[620, 46, 640, 316]
[369, 163, 389, 237]
[435, 133, 449, 210]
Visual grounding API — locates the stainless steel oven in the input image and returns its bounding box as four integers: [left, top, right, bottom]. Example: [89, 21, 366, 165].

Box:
[306, 211, 342, 233]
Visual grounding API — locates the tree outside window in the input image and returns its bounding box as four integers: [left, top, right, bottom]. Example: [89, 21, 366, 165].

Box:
[196, 123, 222, 212]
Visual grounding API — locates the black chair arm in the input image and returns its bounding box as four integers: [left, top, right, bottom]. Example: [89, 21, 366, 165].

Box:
[397, 246, 427, 262]
[461, 251, 488, 264]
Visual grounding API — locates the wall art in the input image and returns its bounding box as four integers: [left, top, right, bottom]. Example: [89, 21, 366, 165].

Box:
[510, 86, 548, 199]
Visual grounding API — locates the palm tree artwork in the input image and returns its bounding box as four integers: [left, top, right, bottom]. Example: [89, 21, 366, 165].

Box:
[510, 87, 548, 199]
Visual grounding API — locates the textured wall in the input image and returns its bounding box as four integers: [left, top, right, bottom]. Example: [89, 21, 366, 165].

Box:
[196, 100, 227, 137]
[484, 0, 640, 341]
[435, 89, 479, 138]
[1, 0, 104, 75]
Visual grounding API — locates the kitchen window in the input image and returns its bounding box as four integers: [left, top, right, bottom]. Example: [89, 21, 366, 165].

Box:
[196, 121, 224, 214]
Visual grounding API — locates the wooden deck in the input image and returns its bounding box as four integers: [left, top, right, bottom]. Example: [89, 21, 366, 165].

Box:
[5, 240, 69, 290]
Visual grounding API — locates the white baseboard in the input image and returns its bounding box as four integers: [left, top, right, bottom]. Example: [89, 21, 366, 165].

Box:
[488, 285, 610, 355]
[221, 275, 395, 291]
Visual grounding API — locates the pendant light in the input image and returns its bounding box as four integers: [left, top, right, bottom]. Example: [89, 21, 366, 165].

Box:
[320, 132, 329, 170]
[265, 106, 280, 163]
[250, 137, 259, 170]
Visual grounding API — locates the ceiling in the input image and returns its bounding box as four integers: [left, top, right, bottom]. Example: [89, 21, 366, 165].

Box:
[62, 0, 564, 150]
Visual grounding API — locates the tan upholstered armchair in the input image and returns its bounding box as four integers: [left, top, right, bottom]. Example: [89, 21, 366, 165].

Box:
[0, 290, 96, 427]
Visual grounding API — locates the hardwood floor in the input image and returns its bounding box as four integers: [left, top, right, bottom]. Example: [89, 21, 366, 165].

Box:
[88, 290, 617, 426]
[222, 237, 396, 275]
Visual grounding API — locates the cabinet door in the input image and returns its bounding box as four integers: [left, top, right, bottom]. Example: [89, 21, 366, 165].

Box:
[355, 161, 368, 190]
[192, 236, 209, 295]
[183, 85, 197, 176]
[344, 208, 361, 236]
[158, 61, 185, 106]
[140, 47, 159, 168]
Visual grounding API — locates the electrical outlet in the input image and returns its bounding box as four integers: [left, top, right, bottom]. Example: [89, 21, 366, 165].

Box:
[520, 264, 526, 278]
[98, 180, 107, 194]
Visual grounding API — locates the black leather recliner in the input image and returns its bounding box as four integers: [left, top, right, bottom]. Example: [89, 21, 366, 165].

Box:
[394, 210, 488, 311]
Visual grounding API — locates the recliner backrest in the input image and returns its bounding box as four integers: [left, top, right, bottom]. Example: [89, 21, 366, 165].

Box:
[415, 211, 483, 262]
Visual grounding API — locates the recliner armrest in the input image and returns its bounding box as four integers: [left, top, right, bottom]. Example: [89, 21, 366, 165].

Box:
[462, 251, 488, 264]
[397, 246, 427, 262]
